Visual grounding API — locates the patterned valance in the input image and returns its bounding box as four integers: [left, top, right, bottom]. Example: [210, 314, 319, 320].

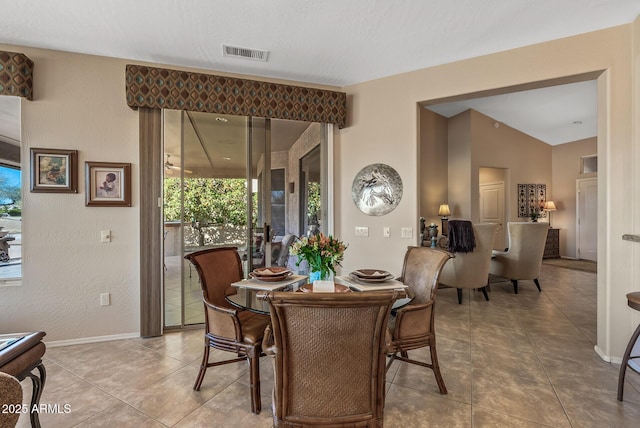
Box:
[125, 65, 347, 128]
[0, 51, 34, 100]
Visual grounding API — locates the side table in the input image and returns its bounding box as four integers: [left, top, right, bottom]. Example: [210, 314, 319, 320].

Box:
[543, 228, 560, 259]
[0, 331, 47, 428]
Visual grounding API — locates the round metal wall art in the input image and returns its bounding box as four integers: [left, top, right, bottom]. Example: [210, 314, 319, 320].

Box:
[351, 163, 403, 216]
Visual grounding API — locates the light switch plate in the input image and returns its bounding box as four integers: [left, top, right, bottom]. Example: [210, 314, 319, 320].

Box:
[101, 230, 111, 243]
[383, 227, 390, 238]
[355, 226, 369, 237]
[401, 227, 413, 238]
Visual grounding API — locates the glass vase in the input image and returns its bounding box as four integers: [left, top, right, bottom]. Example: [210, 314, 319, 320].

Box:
[309, 269, 332, 283]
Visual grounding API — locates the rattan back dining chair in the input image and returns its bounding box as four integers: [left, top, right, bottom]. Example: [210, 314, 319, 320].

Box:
[260, 290, 400, 427]
[386, 247, 453, 394]
[184, 247, 271, 414]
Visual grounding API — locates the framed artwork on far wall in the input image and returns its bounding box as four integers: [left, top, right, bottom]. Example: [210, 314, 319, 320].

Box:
[85, 161, 131, 207]
[30, 148, 78, 193]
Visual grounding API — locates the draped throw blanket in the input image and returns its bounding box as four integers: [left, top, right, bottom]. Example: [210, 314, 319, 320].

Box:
[447, 220, 476, 253]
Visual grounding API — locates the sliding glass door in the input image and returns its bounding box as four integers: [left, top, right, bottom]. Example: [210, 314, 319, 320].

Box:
[161, 112, 328, 329]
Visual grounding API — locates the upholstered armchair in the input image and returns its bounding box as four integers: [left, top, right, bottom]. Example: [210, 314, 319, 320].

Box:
[0, 372, 22, 428]
[386, 247, 453, 394]
[260, 290, 399, 427]
[184, 247, 271, 414]
[489, 222, 549, 294]
[439, 223, 498, 304]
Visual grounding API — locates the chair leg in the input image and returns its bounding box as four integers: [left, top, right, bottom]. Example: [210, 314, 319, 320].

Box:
[618, 322, 640, 400]
[193, 338, 210, 391]
[534, 278, 542, 292]
[429, 338, 447, 395]
[457, 288, 463, 304]
[480, 286, 490, 301]
[511, 279, 518, 294]
[25, 362, 46, 428]
[248, 352, 261, 414]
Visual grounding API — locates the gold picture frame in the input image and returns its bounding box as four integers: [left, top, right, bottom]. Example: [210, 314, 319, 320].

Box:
[85, 161, 131, 207]
[30, 148, 78, 193]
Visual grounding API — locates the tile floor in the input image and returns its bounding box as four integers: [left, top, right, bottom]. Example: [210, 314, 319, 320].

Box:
[14, 263, 640, 427]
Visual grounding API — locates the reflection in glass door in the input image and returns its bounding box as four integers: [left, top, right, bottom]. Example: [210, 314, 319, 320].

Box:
[162, 112, 326, 329]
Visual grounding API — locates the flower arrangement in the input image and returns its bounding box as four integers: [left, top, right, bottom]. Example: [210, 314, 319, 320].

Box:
[290, 232, 347, 281]
[529, 209, 541, 222]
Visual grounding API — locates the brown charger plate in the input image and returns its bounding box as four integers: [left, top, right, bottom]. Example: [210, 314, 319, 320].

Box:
[299, 283, 351, 293]
[351, 269, 392, 279]
[249, 271, 293, 282]
[252, 267, 291, 277]
[349, 273, 393, 283]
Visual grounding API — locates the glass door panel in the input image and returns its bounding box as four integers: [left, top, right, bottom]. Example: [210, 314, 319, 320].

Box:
[162, 113, 327, 329]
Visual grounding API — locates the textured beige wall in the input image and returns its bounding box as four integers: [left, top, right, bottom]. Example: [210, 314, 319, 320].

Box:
[418, 108, 448, 224]
[446, 111, 473, 220]
[552, 138, 597, 258]
[470, 110, 552, 223]
[340, 24, 635, 360]
[0, 47, 140, 341]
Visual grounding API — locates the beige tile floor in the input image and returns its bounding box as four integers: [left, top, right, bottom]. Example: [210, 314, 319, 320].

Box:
[14, 263, 640, 427]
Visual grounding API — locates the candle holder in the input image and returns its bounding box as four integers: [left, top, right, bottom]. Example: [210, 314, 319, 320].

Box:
[429, 224, 439, 248]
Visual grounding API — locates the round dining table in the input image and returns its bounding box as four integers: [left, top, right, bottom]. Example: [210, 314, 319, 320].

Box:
[226, 277, 413, 315]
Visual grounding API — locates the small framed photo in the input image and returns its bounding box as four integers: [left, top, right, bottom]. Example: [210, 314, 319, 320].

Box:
[30, 148, 78, 193]
[85, 161, 131, 207]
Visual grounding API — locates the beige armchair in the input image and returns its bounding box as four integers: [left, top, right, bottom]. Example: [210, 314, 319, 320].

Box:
[489, 222, 549, 294]
[439, 223, 498, 304]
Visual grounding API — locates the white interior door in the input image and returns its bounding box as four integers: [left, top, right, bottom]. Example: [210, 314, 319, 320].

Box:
[577, 178, 597, 261]
[479, 181, 505, 250]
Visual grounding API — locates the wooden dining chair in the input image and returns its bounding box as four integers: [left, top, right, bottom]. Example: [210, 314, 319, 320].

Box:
[184, 247, 271, 414]
[259, 290, 400, 427]
[386, 247, 453, 394]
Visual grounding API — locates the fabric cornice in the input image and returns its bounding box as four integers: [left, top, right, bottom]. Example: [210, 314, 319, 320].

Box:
[125, 65, 347, 128]
[0, 51, 34, 100]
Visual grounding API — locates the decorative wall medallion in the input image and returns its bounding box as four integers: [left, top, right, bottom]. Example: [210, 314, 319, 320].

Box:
[352, 164, 403, 216]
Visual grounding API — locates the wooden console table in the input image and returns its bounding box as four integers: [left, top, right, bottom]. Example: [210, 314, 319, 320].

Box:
[543, 228, 560, 259]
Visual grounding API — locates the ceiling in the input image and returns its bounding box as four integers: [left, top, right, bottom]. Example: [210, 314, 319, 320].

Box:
[1, 1, 638, 148]
[426, 80, 598, 145]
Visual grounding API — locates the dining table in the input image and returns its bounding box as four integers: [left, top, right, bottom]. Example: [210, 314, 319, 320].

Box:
[227, 272, 413, 315]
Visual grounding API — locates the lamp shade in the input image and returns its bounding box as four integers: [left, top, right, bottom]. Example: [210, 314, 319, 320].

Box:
[438, 204, 451, 217]
[543, 201, 557, 211]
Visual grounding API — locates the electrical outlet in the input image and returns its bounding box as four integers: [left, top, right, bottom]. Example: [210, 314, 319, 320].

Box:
[401, 227, 413, 238]
[100, 293, 111, 306]
[383, 227, 390, 238]
[101, 230, 111, 243]
[355, 226, 369, 237]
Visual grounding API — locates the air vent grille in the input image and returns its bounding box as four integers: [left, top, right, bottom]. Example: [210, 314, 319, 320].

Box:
[222, 45, 269, 62]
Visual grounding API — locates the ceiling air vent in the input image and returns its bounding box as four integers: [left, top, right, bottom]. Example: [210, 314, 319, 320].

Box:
[222, 45, 269, 62]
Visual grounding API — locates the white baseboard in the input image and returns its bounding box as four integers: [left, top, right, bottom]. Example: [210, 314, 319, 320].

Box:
[594, 345, 622, 364]
[46, 332, 140, 348]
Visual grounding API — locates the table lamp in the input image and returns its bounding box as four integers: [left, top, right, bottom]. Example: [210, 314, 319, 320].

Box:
[543, 201, 557, 228]
[438, 203, 451, 236]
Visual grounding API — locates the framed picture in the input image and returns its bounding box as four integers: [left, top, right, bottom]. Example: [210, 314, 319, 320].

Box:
[30, 148, 78, 193]
[85, 161, 131, 207]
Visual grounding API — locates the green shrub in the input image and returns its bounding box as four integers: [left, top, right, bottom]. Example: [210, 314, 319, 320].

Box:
[8, 208, 21, 216]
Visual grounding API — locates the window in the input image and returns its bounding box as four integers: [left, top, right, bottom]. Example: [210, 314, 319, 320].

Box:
[0, 96, 22, 283]
[580, 155, 597, 174]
